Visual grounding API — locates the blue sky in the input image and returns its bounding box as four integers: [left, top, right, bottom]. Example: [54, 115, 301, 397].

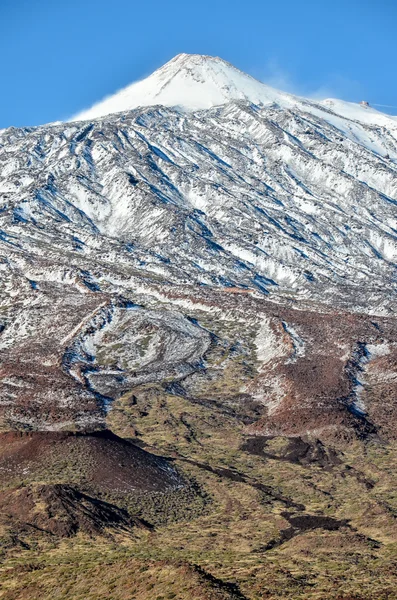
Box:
[1, 0, 396, 128]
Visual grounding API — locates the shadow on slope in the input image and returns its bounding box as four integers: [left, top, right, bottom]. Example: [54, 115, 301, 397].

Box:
[0, 429, 181, 493]
[0, 429, 208, 540]
[0, 484, 151, 538]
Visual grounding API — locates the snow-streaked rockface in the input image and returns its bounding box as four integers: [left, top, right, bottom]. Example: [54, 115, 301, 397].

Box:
[1, 53, 397, 431]
[2, 63, 397, 311]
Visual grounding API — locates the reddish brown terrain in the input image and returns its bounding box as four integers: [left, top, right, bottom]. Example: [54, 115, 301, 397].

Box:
[2, 282, 397, 445]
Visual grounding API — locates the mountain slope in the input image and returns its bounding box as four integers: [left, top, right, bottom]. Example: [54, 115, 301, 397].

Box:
[0, 53, 397, 432]
[2, 53, 397, 600]
[1, 107, 397, 311]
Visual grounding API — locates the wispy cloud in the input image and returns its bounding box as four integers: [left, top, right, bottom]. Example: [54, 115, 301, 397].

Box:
[250, 59, 364, 102]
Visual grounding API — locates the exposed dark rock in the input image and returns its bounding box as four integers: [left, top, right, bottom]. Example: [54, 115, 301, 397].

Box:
[257, 511, 350, 552]
[241, 436, 341, 468]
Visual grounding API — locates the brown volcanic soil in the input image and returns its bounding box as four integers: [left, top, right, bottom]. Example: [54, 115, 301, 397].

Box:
[152, 286, 397, 444]
[0, 484, 149, 537]
[0, 429, 182, 494]
[241, 302, 397, 443]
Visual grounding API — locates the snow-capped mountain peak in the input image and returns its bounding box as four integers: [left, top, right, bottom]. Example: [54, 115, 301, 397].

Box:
[72, 53, 296, 121]
[73, 53, 397, 140]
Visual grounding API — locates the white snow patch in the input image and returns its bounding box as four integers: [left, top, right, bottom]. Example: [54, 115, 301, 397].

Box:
[366, 342, 390, 358]
[254, 317, 286, 364]
[282, 322, 306, 362]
